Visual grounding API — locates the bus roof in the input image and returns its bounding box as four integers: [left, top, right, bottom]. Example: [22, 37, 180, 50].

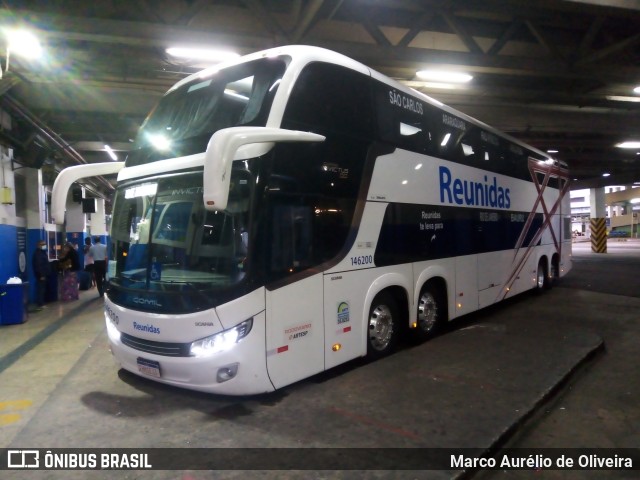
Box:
[170, 45, 564, 168]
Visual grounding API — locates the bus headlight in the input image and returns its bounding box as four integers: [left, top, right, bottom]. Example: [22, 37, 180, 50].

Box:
[190, 318, 253, 357]
[105, 317, 121, 341]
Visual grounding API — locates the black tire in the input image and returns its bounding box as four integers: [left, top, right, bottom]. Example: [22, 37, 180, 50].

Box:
[366, 292, 399, 360]
[547, 256, 559, 289]
[413, 284, 445, 343]
[535, 259, 548, 292]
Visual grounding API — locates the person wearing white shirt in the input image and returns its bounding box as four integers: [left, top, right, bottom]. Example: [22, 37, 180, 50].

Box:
[89, 236, 108, 297]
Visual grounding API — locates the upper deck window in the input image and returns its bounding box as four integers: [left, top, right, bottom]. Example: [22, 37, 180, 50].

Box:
[126, 57, 288, 167]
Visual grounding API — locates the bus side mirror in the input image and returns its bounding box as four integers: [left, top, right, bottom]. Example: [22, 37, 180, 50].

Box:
[203, 127, 325, 211]
[51, 162, 125, 224]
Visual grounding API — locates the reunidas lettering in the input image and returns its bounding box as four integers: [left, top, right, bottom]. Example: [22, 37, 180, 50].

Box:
[133, 321, 161, 334]
[439, 166, 511, 209]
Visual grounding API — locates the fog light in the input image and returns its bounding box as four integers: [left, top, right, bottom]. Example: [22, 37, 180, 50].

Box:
[217, 363, 239, 383]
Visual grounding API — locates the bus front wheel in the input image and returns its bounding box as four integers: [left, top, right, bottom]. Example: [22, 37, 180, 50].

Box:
[367, 292, 399, 360]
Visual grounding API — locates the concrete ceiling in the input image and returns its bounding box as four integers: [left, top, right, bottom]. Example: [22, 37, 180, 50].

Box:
[1, 0, 639, 196]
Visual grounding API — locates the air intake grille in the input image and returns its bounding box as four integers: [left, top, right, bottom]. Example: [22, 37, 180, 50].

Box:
[120, 332, 191, 357]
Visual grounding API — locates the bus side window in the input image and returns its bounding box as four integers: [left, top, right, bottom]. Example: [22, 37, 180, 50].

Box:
[270, 204, 313, 274]
[375, 83, 431, 154]
[282, 62, 373, 137]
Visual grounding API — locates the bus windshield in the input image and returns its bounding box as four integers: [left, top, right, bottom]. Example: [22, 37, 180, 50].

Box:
[109, 170, 252, 313]
[126, 57, 287, 166]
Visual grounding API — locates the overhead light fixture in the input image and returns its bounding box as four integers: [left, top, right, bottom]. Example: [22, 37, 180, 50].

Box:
[416, 70, 473, 84]
[634, 86, 640, 94]
[104, 145, 118, 161]
[420, 82, 460, 90]
[606, 95, 640, 103]
[4, 28, 42, 60]
[615, 141, 640, 149]
[547, 149, 559, 153]
[602, 173, 611, 177]
[147, 133, 171, 151]
[166, 47, 239, 62]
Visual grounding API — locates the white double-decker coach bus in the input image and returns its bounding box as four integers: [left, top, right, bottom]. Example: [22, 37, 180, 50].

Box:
[52, 46, 571, 395]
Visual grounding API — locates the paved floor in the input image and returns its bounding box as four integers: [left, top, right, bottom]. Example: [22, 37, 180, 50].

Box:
[478, 239, 640, 480]
[0, 239, 638, 479]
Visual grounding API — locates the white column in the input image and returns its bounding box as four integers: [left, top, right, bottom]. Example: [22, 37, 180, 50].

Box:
[589, 188, 606, 218]
[89, 198, 108, 236]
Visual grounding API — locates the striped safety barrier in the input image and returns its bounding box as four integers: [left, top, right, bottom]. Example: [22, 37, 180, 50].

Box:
[590, 218, 607, 253]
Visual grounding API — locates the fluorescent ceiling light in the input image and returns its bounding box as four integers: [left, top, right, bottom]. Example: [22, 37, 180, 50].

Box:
[166, 47, 239, 62]
[441, 133, 451, 147]
[104, 144, 118, 161]
[416, 70, 473, 83]
[602, 173, 611, 177]
[615, 141, 640, 149]
[125, 183, 158, 199]
[147, 133, 171, 151]
[420, 82, 460, 90]
[5, 28, 42, 59]
[547, 149, 558, 153]
[606, 95, 640, 103]
[630, 198, 640, 204]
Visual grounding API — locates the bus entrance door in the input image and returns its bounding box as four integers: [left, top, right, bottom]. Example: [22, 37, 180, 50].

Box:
[265, 274, 324, 389]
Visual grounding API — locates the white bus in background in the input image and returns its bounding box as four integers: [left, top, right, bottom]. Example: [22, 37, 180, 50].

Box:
[52, 46, 571, 395]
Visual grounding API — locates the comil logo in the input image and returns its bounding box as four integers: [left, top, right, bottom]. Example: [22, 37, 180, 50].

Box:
[132, 297, 163, 308]
[7, 450, 39, 468]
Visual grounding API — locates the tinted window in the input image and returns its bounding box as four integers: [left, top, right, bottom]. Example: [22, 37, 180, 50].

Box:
[283, 62, 373, 138]
[260, 62, 375, 285]
[127, 57, 287, 166]
[373, 80, 553, 183]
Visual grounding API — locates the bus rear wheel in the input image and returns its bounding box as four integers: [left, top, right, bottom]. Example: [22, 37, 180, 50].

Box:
[535, 260, 548, 292]
[367, 292, 399, 360]
[547, 256, 559, 289]
[414, 286, 444, 342]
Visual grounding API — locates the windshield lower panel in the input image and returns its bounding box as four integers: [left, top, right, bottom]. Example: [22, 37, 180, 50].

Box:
[109, 170, 253, 313]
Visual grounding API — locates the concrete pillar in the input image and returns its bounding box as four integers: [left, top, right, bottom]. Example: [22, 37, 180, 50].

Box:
[65, 186, 86, 252]
[589, 187, 607, 253]
[0, 146, 18, 282]
[590, 187, 606, 218]
[89, 198, 108, 236]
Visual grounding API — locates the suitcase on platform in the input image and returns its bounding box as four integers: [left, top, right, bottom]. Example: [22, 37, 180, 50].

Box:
[61, 271, 79, 301]
[78, 271, 91, 291]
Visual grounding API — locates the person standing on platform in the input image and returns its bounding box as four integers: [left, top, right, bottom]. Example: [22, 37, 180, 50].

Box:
[83, 236, 95, 288]
[90, 236, 108, 297]
[32, 240, 51, 310]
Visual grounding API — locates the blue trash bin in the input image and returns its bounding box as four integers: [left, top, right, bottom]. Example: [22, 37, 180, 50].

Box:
[0, 282, 29, 325]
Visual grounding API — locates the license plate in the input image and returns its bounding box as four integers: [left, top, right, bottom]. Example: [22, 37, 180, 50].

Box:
[137, 357, 161, 378]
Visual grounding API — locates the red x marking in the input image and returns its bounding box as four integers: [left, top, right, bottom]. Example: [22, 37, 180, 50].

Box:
[498, 158, 570, 300]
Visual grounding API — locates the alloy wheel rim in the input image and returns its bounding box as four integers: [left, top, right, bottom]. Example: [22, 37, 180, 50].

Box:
[418, 292, 437, 333]
[369, 304, 393, 351]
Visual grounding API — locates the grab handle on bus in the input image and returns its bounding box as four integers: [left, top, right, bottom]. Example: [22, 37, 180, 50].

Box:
[203, 126, 325, 211]
[51, 162, 125, 224]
